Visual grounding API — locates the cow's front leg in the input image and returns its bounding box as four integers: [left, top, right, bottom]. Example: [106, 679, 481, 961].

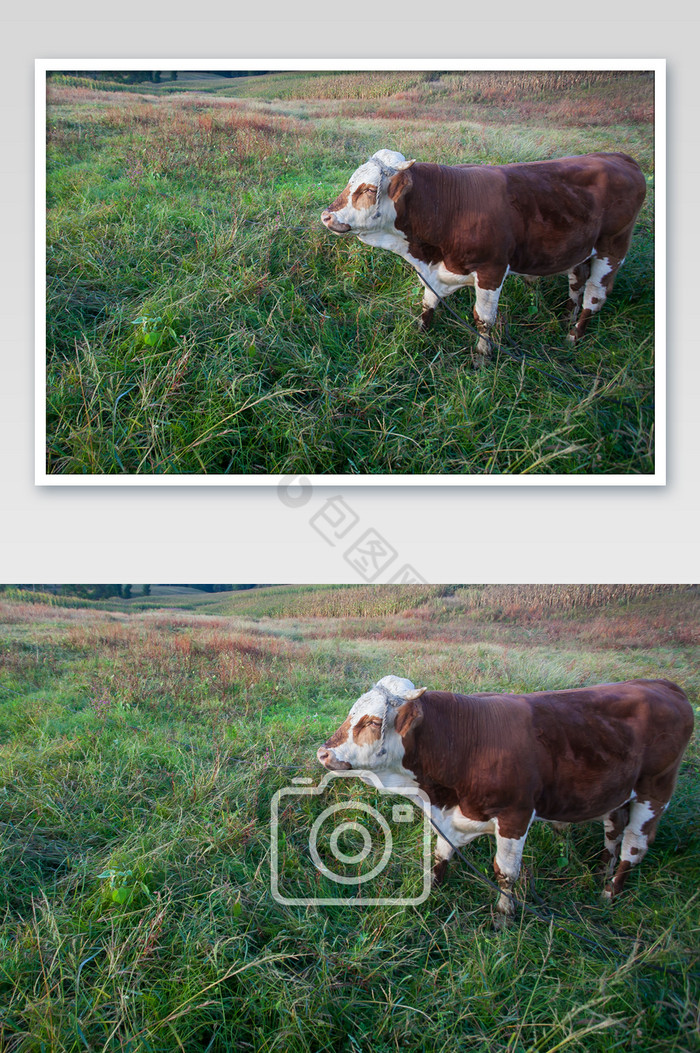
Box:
[430, 806, 484, 887]
[473, 269, 507, 365]
[493, 812, 534, 921]
[419, 285, 440, 331]
[432, 832, 454, 886]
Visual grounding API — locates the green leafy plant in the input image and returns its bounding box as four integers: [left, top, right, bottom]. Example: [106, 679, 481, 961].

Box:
[97, 867, 153, 906]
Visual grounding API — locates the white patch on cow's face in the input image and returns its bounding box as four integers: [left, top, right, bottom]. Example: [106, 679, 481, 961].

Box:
[318, 675, 418, 779]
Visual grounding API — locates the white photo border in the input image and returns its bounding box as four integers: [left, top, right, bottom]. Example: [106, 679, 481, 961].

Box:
[35, 57, 665, 486]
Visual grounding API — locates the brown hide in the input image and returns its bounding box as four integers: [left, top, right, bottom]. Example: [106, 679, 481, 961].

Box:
[399, 679, 693, 824]
[389, 152, 647, 284]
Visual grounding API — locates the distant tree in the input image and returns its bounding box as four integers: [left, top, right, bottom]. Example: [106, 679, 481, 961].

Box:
[169, 71, 178, 81]
[217, 71, 269, 79]
[142, 584, 151, 596]
[121, 584, 132, 599]
[151, 71, 161, 84]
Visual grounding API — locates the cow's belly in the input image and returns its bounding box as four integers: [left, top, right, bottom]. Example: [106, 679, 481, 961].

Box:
[535, 784, 636, 824]
[509, 239, 598, 277]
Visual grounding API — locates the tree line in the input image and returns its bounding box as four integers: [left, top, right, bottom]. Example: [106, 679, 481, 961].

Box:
[46, 71, 269, 85]
[0, 585, 261, 600]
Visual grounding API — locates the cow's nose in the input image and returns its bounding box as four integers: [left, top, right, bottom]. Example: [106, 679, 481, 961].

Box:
[321, 210, 333, 224]
[317, 746, 352, 771]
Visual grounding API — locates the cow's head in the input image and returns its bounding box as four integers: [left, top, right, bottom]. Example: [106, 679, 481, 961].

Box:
[317, 675, 427, 773]
[321, 150, 416, 236]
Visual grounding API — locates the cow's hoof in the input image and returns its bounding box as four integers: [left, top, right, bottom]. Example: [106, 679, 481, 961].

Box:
[601, 886, 614, 902]
[432, 859, 449, 887]
[566, 332, 578, 345]
[492, 911, 512, 931]
[471, 352, 492, 370]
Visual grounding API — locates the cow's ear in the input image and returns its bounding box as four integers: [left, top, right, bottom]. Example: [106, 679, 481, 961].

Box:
[388, 167, 413, 203]
[395, 698, 424, 737]
[403, 686, 426, 701]
[396, 158, 416, 171]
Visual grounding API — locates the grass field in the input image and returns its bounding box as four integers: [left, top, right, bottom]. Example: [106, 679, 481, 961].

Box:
[0, 584, 697, 1051]
[44, 70, 656, 476]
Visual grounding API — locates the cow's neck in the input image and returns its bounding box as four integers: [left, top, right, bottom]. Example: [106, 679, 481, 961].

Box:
[401, 691, 491, 791]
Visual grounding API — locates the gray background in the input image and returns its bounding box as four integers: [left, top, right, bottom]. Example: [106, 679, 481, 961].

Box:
[3, 3, 697, 584]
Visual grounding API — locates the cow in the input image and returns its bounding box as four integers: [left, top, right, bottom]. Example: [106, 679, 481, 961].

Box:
[316, 675, 693, 919]
[321, 150, 647, 365]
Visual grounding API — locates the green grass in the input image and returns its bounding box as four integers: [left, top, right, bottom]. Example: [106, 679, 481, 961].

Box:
[44, 71, 656, 475]
[0, 586, 697, 1050]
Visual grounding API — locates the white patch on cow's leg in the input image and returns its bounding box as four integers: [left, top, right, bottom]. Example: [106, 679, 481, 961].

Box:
[435, 834, 454, 865]
[419, 286, 440, 330]
[567, 260, 590, 325]
[432, 834, 454, 885]
[493, 813, 534, 917]
[609, 799, 661, 897]
[571, 256, 619, 341]
[600, 803, 630, 899]
[473, 272, 507, 361]
[602, 818, 623, 878]
[582, 256, 614, 312]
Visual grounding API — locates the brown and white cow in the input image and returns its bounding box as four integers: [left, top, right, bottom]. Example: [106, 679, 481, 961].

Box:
[321, 150, 647, 364]
[317, 675, 693, 917]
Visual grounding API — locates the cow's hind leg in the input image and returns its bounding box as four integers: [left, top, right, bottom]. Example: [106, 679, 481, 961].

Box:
[566, 260, 591, 327]
[568, 254, 625, 342]
[600, 803, 630, 897]
[608, 798, 665, 898]
[568, 221, 636, 343]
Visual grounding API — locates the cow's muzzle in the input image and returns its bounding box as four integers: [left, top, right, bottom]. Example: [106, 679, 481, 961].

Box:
[321, 210, 351, 234]
[317, 746, 352, 771]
